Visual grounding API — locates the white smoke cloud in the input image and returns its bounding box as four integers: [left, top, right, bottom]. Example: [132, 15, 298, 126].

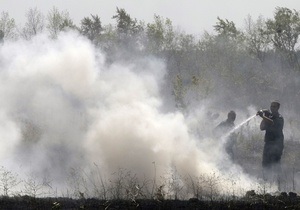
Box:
[0, 31, 275, 197]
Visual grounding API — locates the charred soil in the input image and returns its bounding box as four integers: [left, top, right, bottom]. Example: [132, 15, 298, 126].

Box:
[1, 192, 300, 210]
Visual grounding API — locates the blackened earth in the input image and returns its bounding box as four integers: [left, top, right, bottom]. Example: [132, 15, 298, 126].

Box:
[0, 191, 299, 210]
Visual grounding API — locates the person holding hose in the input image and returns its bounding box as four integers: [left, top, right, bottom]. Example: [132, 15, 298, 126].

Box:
[257, 101, 284, 188]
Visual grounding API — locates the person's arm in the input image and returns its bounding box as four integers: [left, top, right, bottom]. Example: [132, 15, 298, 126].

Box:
[261, 115, 274, 124]
[257, 111, 273, 130]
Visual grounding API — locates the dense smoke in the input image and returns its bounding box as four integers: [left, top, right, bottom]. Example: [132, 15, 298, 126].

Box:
[0, 32, 281, 198]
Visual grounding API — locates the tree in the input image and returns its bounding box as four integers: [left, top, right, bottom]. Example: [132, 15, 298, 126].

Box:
[244, 15, 271, 62]
[23, 174, 52, 197]
[146, 15, 165, 53]
[146, 15, 178, 54]
[212, 17, 245, 59]
[112, 7, 143, 51]
[97, 23, 118, 56]
[113, 7, 142, 37]
[214, 17, 240, 39]
[266, 7, 300, 69]
[80, 14, 102, 42]
[59, 18, 77, 32]
[0, 167, 20, 196]
[21, 7, 45, 40]
[47, 7, 76, 39]
[0, 11, 17, 41]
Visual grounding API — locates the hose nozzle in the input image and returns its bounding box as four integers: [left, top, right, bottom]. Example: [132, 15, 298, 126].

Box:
[257, 109, 271, 117]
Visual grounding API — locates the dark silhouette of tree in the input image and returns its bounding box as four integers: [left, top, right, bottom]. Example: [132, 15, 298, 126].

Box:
[113, 7, 142, 37]
[112, 7, 143, 52]
[80, 14, 102, 42]
[214, 17, 240, 38]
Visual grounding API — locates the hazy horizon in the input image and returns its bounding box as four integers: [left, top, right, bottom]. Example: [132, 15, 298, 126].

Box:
[1, 0, 300, 35]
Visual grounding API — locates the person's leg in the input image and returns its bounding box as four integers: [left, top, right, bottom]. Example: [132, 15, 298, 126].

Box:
[267, 146, 283, 190]
[262, 146, 272, 181]
[273, 154, 283, 191]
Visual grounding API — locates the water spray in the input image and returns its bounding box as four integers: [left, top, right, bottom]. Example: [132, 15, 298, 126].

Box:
[222, 114, 257, 140]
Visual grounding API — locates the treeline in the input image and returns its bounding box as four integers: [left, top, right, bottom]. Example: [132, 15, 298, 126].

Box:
[1, 6, 300, 113]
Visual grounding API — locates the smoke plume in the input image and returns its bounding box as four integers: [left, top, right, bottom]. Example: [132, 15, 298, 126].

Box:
[0, 31, 274, 198]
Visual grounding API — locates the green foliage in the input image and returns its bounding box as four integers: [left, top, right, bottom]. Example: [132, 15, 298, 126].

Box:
[214, 17, 240, 39]
[113, 7, 142, 37]
[146, 15, 165, 53]
[80, 14, 102, 42]
[145, 14, 179, 60]
[267, 7, 300, 51]
[266, 7, 300, 69]
[111, 7, 144, 55]
[244, 15, 271, 62]
[97, 24, 118, 56]
[173, 74, 187, 110]
[47, 7, 76, 39]
[59, 18, 77, 32]
[0, 12, 16, 41]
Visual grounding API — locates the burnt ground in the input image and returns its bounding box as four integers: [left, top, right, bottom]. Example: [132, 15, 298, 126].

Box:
[1, 192, 300, 210]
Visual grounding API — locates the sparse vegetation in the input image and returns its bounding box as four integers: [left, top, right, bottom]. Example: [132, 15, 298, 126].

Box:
[0, 5, 300, 209]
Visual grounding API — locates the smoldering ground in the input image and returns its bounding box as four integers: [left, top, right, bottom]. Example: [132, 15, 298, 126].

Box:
[0, 32, 279, 198]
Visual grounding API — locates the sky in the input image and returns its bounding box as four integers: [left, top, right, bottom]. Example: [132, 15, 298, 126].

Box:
[1, 0, 300, 35]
